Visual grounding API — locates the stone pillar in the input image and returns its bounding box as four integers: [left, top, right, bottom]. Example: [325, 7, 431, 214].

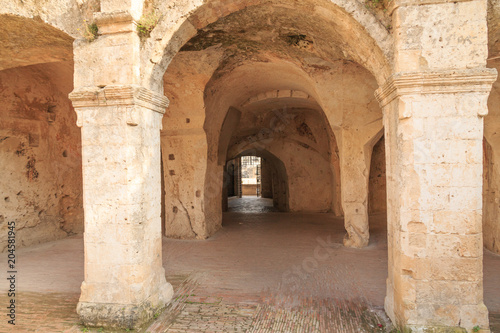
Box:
[339, 128, 382, 248]
[376, 70, 497, 331]
[70, 86, 173, 329]
[378, 0, 498, 330]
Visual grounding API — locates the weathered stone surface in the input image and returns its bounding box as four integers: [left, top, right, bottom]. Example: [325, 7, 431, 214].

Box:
[0, 61, 83, 252]
[1, 0, 500, 332]
[70, 85, 173, 329]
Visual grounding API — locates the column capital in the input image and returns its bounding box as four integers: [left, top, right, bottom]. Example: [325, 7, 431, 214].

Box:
[375, 68, 498, 108]
[93, 11, 135, 35]
[388, 0, 477, 14]
[69, 85, 168, 127]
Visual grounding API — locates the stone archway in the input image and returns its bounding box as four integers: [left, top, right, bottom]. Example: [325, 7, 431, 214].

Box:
[141, 0, 393, 93]
[224, 150, 290, 212]
[69, 0, 497, 331]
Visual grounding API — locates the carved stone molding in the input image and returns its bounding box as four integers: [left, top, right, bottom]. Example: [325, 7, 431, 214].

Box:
[93, 11, 135, 35]
[387, 0, 475, 16]
[375, 68, 498, 108]
[69, 85, 169, 126]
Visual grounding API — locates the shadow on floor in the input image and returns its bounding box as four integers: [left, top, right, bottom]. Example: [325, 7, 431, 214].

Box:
[228, 196, 279, 213]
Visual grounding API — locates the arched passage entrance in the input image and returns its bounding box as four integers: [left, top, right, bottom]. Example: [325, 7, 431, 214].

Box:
[224, 150, 290, 213]
[153, 0, 389, 330]
[68, 0, 496, 331]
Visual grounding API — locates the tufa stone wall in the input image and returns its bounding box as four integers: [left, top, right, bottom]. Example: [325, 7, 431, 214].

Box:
[0, 61, 83, 251]
[369, 136, 387, 215]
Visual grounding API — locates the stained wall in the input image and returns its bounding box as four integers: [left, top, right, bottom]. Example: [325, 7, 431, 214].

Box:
[369, 137, 387, 215]
[0, 61, 83, 251]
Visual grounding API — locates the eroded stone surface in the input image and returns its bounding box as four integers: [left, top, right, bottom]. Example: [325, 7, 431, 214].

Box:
[0, 61, 83, 252]
[0, 0, 499, 332]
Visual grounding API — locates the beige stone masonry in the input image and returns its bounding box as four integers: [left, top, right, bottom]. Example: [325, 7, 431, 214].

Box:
[376, 69, 498, 108]
[70, 85, 168, 126]
[339, 127, 384, 248]
[93, 11, 136, 35]
[376, 68, 497, 332]
[69, 85, 173, 329]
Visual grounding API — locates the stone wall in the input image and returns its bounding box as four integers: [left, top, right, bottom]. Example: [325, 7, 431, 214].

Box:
[369, 137, 387, 214]
[242, 184, 258, 196]
[227, 107, 334, 213]
[483, 138, 500, 253]
[0, 61, 83, 251]
[261, 158, 273, 199]
[484, 59, 500, 254]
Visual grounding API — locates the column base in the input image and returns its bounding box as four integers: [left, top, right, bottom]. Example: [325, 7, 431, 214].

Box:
[77, 281, 174, 329]
[401, 325, 492, 333]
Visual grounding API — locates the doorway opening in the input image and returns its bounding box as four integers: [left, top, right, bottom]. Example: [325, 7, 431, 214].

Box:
[223, 154, 289, 213]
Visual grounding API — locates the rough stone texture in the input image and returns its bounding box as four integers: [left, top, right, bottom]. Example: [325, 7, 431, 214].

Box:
[379, 1, 497, 331]
[484, 59, 500, 255]
[0, 15, 74, 71]
[141, 0, 393, 92]
[483, 137, 500, 255]
[227, 98, 335, 213]
[69, 85, 173, 329]
[378, 72, 497, 332]
[369, 137, 387, 215]
[1, 0, 499, 332]
[0, 0, 97, 38]
[260, 158, 273, 199]
[0, 61, 83, 252]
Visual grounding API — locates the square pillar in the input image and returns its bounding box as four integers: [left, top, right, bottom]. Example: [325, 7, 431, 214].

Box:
[339, 126, 383, 248]
[376, 69, 497, 332]
[70, 85, 173, 329]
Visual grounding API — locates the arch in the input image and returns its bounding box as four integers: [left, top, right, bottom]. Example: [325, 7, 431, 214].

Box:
[203, 60, 326, 164]
[0, 14, 75, 71]
[142, 0, 393, 92]
[0, 0, 97, 38]
[230, 148, 290, 211]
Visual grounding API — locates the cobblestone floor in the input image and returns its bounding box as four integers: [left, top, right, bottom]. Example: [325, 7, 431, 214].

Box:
[1, 197, 499, 332]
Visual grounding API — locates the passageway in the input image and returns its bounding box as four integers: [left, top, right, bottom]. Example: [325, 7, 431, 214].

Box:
[227, 196, 278, 213]
[1, 0, 500, 332]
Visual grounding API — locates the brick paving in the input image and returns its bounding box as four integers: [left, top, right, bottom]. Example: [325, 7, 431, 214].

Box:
[1, 197, 499, 332]
[0, 292, 80, 333]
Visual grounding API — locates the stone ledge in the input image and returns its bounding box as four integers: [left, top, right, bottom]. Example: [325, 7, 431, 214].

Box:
[401, 325, 473, 333]
[93, 11, 135, 35]
[388, 0, 477, 16]
[70, 85, 169, 127]
[70, 84, 168, 111]
[375, 69, 498, 107]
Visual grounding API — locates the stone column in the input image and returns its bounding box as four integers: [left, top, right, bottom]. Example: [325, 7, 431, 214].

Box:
[70, 85, 173, 329]
[376, 70, 497, 331]
[379, 1, 498, 330]
[339, 127, 383, 248]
